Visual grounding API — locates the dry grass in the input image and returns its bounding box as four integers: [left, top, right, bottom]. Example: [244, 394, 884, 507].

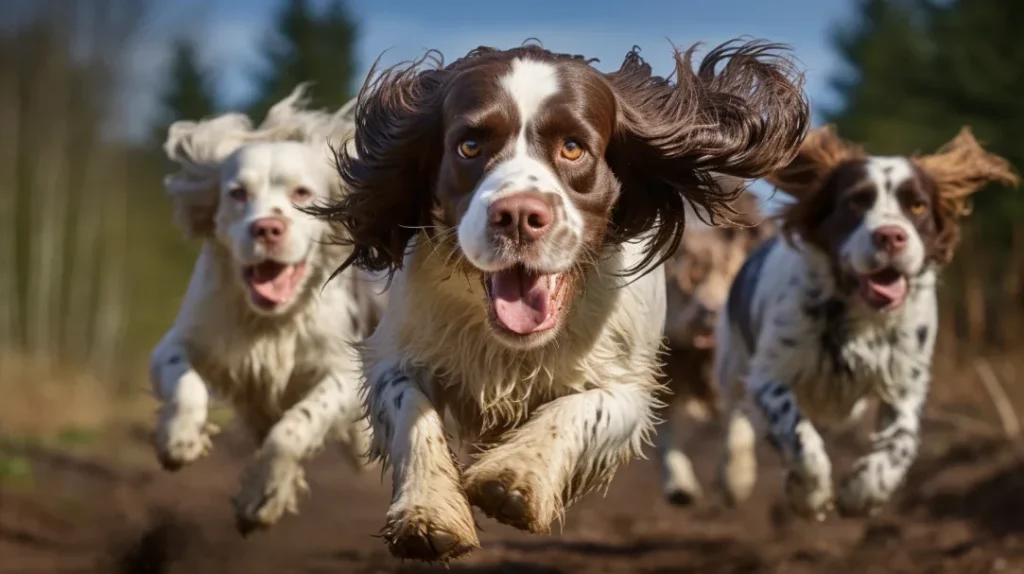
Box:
[0, 352, 152, 445]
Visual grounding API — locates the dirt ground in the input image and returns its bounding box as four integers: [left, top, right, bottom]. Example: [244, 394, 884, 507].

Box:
[4, 410, 1024, 574]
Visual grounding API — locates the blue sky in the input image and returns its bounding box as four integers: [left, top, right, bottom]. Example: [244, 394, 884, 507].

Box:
[127, 0, 858, 202]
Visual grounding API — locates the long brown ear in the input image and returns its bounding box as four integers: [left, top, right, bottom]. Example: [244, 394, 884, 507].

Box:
[604, 40, 810, 273]
[913, 126, 1020, 218]
[310, 54, 447, 280]
[913, 127, 1019, 265]
[765, 124, 864, 201]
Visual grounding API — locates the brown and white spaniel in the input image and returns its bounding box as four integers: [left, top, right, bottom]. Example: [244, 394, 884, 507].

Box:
[314, 41, 809, 562]
[715, 125, 1018, 521]
[655, 188, 776, 506]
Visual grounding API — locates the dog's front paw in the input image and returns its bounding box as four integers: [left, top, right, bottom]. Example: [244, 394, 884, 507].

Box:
[836, 468, 888, 518]
[154, 408, 218, 471]
[464, 459, 558, 534]
[784, 468, 834, 522]
[381, 501, 479, 563]
[232, 453, 309, 536]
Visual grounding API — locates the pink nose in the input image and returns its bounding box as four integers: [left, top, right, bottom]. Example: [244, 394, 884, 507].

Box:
[487, 193, 554, 242]
[249, 217, 287, 244]
[872, 225, 908, 254]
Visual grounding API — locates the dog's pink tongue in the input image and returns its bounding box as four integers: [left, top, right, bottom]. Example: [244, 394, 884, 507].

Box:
[490, 268, 552, 335]
[248, 262, 298, 305]
[863, 272, 908, 308]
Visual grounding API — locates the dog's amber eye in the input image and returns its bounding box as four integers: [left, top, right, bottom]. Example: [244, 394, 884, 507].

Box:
[908, 202, 927, 216]
[458, 139, 481, 159]
[228, 186, 248, 202]
[561, 140, 584, 161]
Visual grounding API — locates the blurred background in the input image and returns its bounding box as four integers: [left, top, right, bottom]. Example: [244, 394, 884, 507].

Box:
[3, 1, 1024, 573]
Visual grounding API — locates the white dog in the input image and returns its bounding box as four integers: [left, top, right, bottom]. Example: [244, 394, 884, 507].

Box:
[150, 86, 384, 535]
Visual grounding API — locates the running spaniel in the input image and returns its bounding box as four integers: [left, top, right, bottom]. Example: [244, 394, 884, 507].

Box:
[151, 87, 385, 535]
[656, 189, 776, 506]
[715, 125, 1018, 520]
[315, 41, 809, 561]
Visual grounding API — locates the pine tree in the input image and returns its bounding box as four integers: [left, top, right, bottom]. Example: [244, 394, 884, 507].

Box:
[247, 0, 358, 119]
[152, 37, 218, 145]
[825, 0, 1024, 244]
[824, 0, 935, 153]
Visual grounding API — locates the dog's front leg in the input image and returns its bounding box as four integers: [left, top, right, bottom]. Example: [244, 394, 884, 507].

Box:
[369, 363, 478, 562]
[233, 372, 362, 535]
[654, 408, 702, 506]
[150, 331, 217, 471]
[751, 379, 834, 521]
[464, 383, 657, 534]
[838, 383, 926, 516]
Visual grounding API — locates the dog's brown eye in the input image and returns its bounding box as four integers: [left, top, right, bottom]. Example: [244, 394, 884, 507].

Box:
[228, 186, 248, 202]
[561, 140, 584, 161]
[908, 201, 927, 216]
[292, 186, 312, 201]
[458, 139, 481, 159]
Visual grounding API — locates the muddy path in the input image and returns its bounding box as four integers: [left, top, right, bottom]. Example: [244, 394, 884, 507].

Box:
[3, 415, 1024, 573]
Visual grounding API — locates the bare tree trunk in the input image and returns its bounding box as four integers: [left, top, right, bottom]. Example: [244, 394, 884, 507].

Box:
[63, 148, 104, 364]
[0, 48, 20, 354]
[24, 38, 70, 368]
[962, 231, 986, 350]
[90, 158, 127, 380]
[1002, 224, 1024, 347]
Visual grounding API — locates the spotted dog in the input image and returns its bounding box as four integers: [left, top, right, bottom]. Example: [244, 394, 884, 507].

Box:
[656, 189, 776, 506]
[714, 125, 1019, 520]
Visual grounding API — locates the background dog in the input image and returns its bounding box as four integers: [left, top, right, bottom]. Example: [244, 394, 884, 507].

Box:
[150, 87, 385, 535]
[655, 186, 776, 506]
[714, 125, 1018, 520]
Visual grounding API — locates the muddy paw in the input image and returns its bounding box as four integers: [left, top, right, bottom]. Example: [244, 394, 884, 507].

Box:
[232, 454, 308, 537]
[785, 469, 834, 522]
[836, 472, 887, 518]
[154, 409, 219, 472]
[464, 466, 557, 534]
[381, 506, 479, 563]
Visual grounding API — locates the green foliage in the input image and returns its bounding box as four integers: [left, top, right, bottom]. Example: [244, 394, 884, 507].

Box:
[826, 0, 1024, 247]
[247, 0, 358, 119]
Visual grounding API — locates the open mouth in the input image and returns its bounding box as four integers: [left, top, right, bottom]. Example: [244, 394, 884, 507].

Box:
[483, 264, 571, 336]
[242, 260, 307, 310]
[857, 267, 908, 311]
[692, 328, 716, 350]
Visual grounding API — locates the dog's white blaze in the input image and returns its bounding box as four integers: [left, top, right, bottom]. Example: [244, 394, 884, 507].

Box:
[457, 59, 585, 271]
[501, 58, 560, 156]
[839, 156, 925, 275]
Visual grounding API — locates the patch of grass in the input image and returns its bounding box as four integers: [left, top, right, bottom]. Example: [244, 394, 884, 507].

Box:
[55, 425, 101, 448]
[0, 453, 34, 490]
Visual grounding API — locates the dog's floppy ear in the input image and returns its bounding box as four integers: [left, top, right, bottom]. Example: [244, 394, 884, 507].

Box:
[163, 114, 252, 239]
[310, 54, 448, 281]
[913, 126, 1019, 265]
[765, 124, 863, 202]
[913, 126, 1019, 218]
[604, 40, 810, 273]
